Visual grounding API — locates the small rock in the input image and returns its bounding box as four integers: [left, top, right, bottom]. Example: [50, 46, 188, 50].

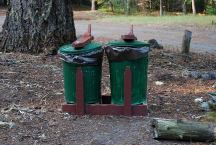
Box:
[155, 81, 164, 86]
[48, 120, 58, 126]
[212, 82, 216, 88]
[0, 121, 15, 129]
[55, 92, 63, 95]
[194, 97, 203, 103]
[208, 92, 216, 102]
[200, 102, 210, 111]
[0, 114, 8, 122]
[39, 133, 46, 140]
[148, 39, 163, 49]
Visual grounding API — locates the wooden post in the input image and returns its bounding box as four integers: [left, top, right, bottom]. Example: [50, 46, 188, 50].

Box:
[160, 0, 163, 16]
[181, 30, 192, 54]
[152, 118, 216, 142]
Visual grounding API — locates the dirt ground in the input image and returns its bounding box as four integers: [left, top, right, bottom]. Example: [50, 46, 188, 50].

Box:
[0, 49, 216, 145]
[0, 9, 216, 145]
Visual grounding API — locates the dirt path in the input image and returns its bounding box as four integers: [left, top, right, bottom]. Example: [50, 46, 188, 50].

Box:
[1, 51, 216, 145]
[75, 20, 216, 53]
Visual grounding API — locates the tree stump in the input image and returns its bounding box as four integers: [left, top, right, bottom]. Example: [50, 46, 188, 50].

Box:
[152, 118, 216, 142]
[181, 30, 192, 54]
[0, 0, 76, 54]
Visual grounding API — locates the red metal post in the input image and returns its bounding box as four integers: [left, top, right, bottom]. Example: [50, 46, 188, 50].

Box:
[124, 67, 132, 116]
[76, 67, 85, 115]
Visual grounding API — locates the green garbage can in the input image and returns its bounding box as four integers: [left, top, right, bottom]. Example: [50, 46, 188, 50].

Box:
[105, 40, 150, 105]
[59, 42, 103, 104]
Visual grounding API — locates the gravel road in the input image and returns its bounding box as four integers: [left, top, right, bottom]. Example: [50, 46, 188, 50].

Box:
[0, 15, 215, 53]
[75, 20, 216, 53]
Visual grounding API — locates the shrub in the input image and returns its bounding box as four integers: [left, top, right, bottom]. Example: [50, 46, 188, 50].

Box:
[206, 5, 216, 15]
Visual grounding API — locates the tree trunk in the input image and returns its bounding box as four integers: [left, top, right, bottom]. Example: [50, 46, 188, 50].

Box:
[126, 0, 131, 15]
[152, 118, 216, 142]
[160, 0, 163, 16]
[149, 0, 152, 9]
[0, 0, 76, 54]
[192, 0, 196, 15]
[182, 0, 187, 15]
[91, 0, 96, 11]
[109, 1, 114, 12]
[181, 30, 192, 54]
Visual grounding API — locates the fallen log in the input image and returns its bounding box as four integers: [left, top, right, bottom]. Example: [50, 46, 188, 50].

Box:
[152, 118, 216, 142]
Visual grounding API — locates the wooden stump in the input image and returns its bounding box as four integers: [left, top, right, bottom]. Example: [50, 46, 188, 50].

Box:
[181, 30, 192, 54]
[152, 118, 216, 142]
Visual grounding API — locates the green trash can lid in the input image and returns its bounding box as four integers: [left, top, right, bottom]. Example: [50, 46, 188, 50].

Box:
[59, 42, 102, 54]
[108, 40, 149, 48]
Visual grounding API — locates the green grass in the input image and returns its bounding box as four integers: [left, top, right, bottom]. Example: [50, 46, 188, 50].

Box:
[202, 112, 216, 123]
[101, 15, 216, 26]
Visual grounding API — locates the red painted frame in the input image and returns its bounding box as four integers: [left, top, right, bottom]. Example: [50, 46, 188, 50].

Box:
[62, 67, 148, 116]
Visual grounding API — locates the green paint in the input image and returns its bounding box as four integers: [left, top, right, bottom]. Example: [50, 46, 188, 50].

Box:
[107, 40, 149, 105]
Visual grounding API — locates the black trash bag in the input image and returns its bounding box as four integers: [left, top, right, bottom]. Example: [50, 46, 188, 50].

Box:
[104, 46, 149, 62]
[58, 49, 103, 65]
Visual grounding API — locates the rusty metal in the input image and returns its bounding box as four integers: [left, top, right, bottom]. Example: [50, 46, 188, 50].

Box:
[72, 24, 94, 48]
[62, 64, 148, 116]
[121, 25, 137, 42]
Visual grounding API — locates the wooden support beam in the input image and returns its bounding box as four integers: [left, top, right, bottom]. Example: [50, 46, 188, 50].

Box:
[76, 67, 85, 115]
[124, 67, 132, 116]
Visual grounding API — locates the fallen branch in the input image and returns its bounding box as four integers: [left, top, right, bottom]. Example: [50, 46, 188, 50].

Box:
[152, 118, 216, 142]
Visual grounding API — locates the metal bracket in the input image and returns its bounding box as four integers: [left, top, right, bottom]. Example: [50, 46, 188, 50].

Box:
[72, 24, 94, 49]
[121, 25, 137, 42]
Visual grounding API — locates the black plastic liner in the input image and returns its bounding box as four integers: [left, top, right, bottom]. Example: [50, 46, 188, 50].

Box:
[58, 49, 103, 65]
[104, 46, 150, 62]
